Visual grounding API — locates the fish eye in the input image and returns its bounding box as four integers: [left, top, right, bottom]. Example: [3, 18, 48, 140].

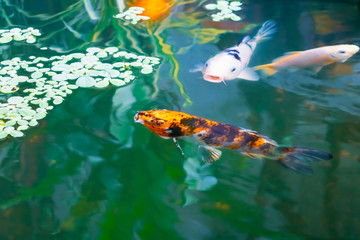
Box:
[339, 50, 346, 54]
[205, 63, 208, 67]
[231, 67, 236, 72]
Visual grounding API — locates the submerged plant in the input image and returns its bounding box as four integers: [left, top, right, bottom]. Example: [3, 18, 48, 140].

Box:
[205, 1, 243, 22]
[114, 7, 150, 24]
[0, 31, 160, 140]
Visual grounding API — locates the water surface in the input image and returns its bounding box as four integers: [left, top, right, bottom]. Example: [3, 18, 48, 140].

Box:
[1, 0, 360, 239]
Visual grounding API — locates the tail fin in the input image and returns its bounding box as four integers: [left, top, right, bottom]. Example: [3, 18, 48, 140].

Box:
[253, 64, 277, 76]
[277, 147, 332, 175]
[254, 20, 277, 43]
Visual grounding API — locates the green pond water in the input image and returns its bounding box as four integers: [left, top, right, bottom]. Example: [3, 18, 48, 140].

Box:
[1, 0, 360, 239]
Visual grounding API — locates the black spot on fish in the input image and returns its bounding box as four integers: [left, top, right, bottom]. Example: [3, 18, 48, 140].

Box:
[259, 143, 272, 154]
[203, 123, 239, 145]
[245, 42, 253, 51]
[225, 49, 240, 54]
[168, 123, 184, 137]
[227, 52, 241, 61]
[180, 117, 208, 132]
[240, 132, 260, 146]
[233, 54, 241, 61]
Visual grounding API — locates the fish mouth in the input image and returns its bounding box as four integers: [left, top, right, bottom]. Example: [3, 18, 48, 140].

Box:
[134, 112, 144, 124]
[203, 74, 223, 83]
[353, 47, 360, 54]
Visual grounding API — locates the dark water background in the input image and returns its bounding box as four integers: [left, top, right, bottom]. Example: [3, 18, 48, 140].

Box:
[1, 0, 360, 239]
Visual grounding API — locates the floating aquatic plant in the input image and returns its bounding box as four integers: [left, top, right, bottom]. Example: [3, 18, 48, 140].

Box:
[0, 27, 41, 44]
[205, 1, 243, 22]
[0, 42, 160, 140]
[114, 7, 150, 24]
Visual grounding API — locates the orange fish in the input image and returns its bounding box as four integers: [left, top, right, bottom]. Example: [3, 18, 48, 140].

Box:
[130, 0, 173, 20]
[134, 109, 332, 175]
[253, 44, 359, 76]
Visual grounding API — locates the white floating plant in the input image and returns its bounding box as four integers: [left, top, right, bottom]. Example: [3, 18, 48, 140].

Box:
[0, 41, 161, 140]
[0, 27, 41, 44]
[205, 1, 243, 22]
[114, 7, 150, 24]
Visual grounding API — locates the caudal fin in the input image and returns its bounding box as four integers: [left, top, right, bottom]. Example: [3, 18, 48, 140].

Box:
[277, 147, 333, 175]
[253, 64, 278, 76]
[254, 20, 277, 43]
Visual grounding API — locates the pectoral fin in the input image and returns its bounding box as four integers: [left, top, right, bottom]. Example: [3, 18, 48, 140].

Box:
[237, 67, 260, 81]
[199, 146, 222, 163]
[340, 57, 351, 63]
[190, 64, 204, 73]
[173, 138, 185, 156]
[310, 66, 323, 74]
[240, 35, 251, 44]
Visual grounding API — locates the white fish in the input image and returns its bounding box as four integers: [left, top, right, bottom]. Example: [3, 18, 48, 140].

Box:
[192, 20, 277, 83]
[253, 44, 360, 76]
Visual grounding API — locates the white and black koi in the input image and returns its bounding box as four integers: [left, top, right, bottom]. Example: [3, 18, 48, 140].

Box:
[191, 20, 277, 83]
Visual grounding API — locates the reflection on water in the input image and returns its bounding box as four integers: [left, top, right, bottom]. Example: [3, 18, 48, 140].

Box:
[1, 0, 360, 239]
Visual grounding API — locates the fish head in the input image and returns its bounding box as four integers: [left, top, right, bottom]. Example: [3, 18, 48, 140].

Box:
[134, 110, 186, 138]
[202, 52, 245, 83]
[328, 44, 359, 62]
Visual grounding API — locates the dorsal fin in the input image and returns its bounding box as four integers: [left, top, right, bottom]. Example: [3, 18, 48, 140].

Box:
[237, 68, 259, 81]
[240, 35, 251, 44]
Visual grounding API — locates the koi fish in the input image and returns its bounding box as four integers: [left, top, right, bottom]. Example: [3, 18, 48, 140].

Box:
[191, 20, 277, 83]
[131, 0, 174, 20]
[134, 109, 332, 175]
[253, 44, 359, 76]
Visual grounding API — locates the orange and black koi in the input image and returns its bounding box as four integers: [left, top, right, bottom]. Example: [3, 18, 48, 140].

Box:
[134, 109, 332, 175]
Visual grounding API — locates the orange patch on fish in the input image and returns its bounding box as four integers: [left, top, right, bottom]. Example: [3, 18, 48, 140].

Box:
[130, 0, 173, 20]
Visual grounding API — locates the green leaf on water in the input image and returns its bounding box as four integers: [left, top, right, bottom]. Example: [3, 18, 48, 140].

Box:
[10, 130, 24, 137]
[95, 79, 110, 88]
[76, 76, 96, 87]
[0, 36, 12, 43]
[34, 112, 46, 120]
[53, 96, 64, 105]
[109, 79, 125, 86]
[8, 96, 24, 104]
[18, 108, 36, 117]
